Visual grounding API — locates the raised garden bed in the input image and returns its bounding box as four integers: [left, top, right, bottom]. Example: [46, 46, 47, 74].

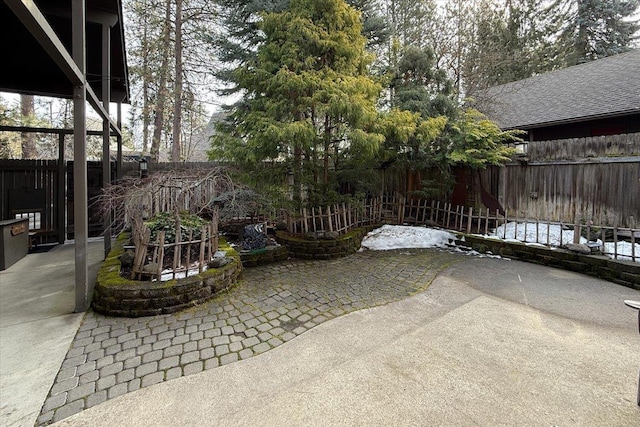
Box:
[92, 233, 242, 317]
[239, 245, 289, 267]
[275, 228, 371, 260]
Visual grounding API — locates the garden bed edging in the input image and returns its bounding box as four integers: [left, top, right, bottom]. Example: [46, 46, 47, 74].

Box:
[92, 234, 242, 317]
[457, 234, 640, 290]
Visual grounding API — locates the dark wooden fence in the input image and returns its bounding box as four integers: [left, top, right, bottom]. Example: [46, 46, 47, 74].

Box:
[0, 159, 64, 245]
[0, 159, 116, 245]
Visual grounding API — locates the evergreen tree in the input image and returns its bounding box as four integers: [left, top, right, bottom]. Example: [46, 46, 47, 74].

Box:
[391, 45, 456, 119]
[551, 0, 640, 65]
[213, 0, 388, 100]
[464, 0, 556, 94]
[211, 0, 384, 205]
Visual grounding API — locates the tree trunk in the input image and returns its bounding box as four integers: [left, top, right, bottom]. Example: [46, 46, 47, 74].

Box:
[150, 0, 173, 163]
[293, 141, 303, 206]
[172, 0, 183, 162]
[20, 95, 37, 158]
[141, 0, 150, 154]
[323, 114, 330, 185]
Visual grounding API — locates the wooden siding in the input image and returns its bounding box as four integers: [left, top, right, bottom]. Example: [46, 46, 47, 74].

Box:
[527, 133, 640, 161]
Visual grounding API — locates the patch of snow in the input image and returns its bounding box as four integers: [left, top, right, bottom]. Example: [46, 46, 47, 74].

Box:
[488, 221, 638, 263]
[361, 225, 456, 251]
[492, 222, 586, 246]
[360, 225, 506, 260]
[603, 241, 640, 263]
[158, 267, 204, 282]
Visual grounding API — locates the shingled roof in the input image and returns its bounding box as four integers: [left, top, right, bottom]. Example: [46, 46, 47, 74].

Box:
[474, 49, 640, 130]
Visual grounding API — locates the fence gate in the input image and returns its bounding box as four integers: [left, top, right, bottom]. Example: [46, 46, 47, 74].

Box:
[0, 159, 64, 245]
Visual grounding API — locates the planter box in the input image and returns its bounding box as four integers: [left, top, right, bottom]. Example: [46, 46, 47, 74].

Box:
[0, 218, 29, 270]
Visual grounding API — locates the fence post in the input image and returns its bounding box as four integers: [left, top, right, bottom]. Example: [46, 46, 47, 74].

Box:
[199, 225, 206, 274]
[302, 208, 308, 234]
[573, 215, 581, 245]
[157, 231, 165, 281]
[502, 209, 508, 239]
[613, 223, 618, 260]
[467, 207, 473, 234]
[342, 203, 348, 233]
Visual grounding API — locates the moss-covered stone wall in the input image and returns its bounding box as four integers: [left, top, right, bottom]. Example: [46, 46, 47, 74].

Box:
[240, 245, 289, 267]
[458, 234, 640, 290]
[275, 228, 370, 260]
[92, 235, 242, 317]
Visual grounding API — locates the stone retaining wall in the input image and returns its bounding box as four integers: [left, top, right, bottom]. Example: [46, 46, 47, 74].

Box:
[240, 245, 289, 267]
[275, 228, 369, 260]
[92, 235, 242, 317]
[458, 234, 640, 290]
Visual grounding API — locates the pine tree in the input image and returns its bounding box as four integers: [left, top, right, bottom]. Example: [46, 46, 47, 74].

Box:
[391, 46, 456, 119]
[213, 0, 389, 101]
[551, 0, 640, 65]
[464, 0, 556, 94]
[125, 0, 217, 161]
[20, 95, 37, 159]
[212, 0, 384, 205]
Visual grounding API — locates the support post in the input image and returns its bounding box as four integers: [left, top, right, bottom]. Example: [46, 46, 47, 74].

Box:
[73, 0, 89, 312]
[57, 132, 66, 244]
[117, 103, 123, 179]
[102, 23, 112, 257]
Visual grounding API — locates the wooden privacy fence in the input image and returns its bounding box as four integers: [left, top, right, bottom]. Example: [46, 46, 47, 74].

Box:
[0, 159, 64, 245]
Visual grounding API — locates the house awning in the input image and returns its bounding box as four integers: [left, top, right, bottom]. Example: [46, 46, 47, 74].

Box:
[0, 0, 129, 103]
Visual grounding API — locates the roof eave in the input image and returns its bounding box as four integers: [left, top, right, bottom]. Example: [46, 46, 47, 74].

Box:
[501, 108, 640, 131]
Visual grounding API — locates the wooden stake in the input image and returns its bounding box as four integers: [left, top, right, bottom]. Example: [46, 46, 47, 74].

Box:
[199, 225, 206, 274]
[157, 231, 165, 281]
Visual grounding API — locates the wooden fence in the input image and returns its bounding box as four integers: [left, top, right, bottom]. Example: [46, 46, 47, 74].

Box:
[497, 160, 639, 228]
[0, 159, 64, 245]
[131, 222, 219, 282]
[284, 193, 638, 263]
[401, 196, 638, 263]
[380, 133, 640, 228]
[283, 197, 383, 235]
[526, 133, 640, 161]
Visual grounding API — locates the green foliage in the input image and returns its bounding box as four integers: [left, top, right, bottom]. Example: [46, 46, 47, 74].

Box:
[464, 0, 558, 93]
[377, 107, 520, 180]
[391, 46, 457, 119]
[145, 211, 208, 243]
[212, 0, 384, 207]
[551, 0, 640, 66]
[445, 109, 521, 169]
[0, 99, 20, 159]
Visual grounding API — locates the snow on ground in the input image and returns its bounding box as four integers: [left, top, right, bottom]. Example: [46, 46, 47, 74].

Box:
[491, 222, 586, 246]
[603, 241, 640, 263]
[360, 225, 501, 259]
[488, 222, 639, 263]
[360, 223, 639, 263]
[361, 225, 456, 251]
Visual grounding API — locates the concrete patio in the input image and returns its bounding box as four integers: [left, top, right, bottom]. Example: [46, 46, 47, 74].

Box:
[1, 241, 639, 426]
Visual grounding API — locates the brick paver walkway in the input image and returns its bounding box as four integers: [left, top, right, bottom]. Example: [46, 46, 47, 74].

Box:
[38, 249, 462, 425]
